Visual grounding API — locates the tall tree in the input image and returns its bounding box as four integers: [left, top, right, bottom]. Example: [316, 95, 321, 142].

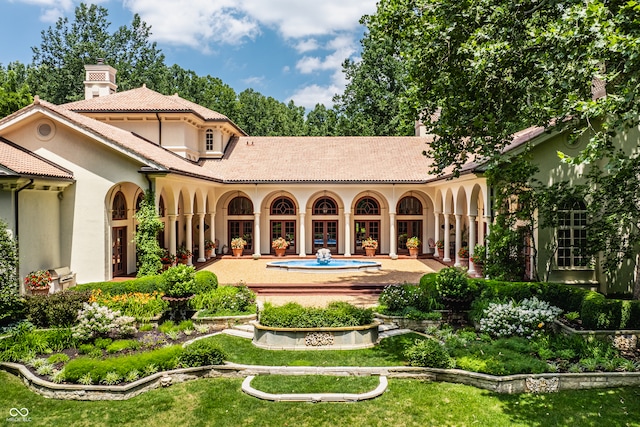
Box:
[0, 62, 32, 116]
[30, 3, 165, 103]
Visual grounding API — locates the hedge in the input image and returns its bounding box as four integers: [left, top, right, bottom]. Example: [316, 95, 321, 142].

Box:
[72, 270, 217, 295]
[421, 274, 640, 331]
[259, 301, 374, 328]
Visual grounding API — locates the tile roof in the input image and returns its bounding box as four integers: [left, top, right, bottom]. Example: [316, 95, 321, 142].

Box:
[62, 85, 239, 124]
[0, 137, 73, 179]
[202, 136, 438, 183]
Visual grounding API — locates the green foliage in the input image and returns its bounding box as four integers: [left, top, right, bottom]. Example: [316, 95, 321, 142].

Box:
[73, 275, 165, 295]
[0, 324, 78, 362]
[24, 291, 91, 328]
[93, 337, 112, 349]
[105, 339, 140, 354]
[47, 353, 70, 365]
[190, 284, 256, 314]
[259, 301, 374, 328]
[64, 345, 183, 383]
[404, 338, 455, 369]
[134, 191, 164, 277]
[161, 265, 196, 297]
[179, 338, 226, 367]
[435, 267, 476, 300]
[0, 218, 21, 325]
[377, 282, 440, 315]
[193, 270, 218, 294]
[0, 63, 32, 116]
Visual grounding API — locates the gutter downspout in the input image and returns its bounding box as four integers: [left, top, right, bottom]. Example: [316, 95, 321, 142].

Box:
[14, 179, 34, 240]
[155, 113, 162, 146]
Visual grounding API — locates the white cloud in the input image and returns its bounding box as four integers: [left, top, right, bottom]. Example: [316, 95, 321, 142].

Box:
[295, 36, 356, 74]
[242, 76, 264, 86]
[288, 83, 340, 109]
[294, 39, 319, 54]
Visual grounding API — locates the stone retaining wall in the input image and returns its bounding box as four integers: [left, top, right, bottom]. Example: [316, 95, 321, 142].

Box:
[252, 321, 381, 350]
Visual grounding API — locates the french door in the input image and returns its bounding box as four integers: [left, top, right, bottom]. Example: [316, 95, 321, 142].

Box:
[228, 220, 253, 254]
[112, 226, 127, 276]
[397, 220, 422, 254]
[355, 221, 379, 254]
[313, 221, 338, 252]
[271, 220, 296, 254]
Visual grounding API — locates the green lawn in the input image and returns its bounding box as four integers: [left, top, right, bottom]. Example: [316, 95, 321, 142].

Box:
[2, 371, 639, 426]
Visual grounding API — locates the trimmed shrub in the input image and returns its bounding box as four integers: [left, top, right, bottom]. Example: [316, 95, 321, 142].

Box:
[64, 345, 183, 383]
[435, 267, 477, 300]
[161, 265, 196, 297]
[24, 291, 91, 328]
[194, 271, 218, 294]
[259, 302, 374, 328]
[73, 275, 165, 295]
[405, 338, 455, 368]
[179, 339, 226, 367]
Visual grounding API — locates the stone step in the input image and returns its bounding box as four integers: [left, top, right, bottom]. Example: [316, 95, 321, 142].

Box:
[378, 328, 413, 340]
[378, 323, 399, 332]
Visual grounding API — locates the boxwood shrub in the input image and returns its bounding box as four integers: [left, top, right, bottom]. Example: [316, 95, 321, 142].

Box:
[179, 338, 226, 367]
[24, 291, 91, 328]
[259, 301, 373, 328]
[194, 271, 218, 294]
[74, 275, 166, 295]
[64, 345, 183, 383]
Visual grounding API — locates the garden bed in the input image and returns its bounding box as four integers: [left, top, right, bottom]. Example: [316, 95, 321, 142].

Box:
[251, 320, 382, 350]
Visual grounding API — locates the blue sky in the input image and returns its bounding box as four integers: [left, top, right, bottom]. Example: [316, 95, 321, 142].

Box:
[0, 0, 378, 109]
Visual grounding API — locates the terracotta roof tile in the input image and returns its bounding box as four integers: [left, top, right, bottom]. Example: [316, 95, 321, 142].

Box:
[202, 136, 438, 183]
[0, 137, 73, 179]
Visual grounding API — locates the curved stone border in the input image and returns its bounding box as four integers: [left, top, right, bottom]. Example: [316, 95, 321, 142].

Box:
[191, 312, 257, 327]
[252, 321, 381, 350]
[241, 375, 388, 402]
[554, 320, 640, 338]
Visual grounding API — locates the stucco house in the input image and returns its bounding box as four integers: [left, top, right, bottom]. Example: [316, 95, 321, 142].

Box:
[0, 62, 626, 294]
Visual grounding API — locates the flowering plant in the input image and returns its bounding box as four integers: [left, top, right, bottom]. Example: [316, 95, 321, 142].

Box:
[176, 246, 192, 260]
[458, 246, 469, 258]
[271, 237, 289, 249]
[406, 236, 420, 249]
[161, 249, 176, 264]
[24, 269, 52, 289]
[204, 239, 216, 250]
[479, 297, 562, 339]
[73, 302, 137, 340]
[436, 240, 444, 249]
[231, 237, 247, 249]
[362, 237, 378, 249]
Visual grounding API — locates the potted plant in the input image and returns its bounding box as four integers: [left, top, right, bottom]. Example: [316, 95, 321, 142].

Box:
[470, 244, 486, 278]
[204, 239, 216, 259]
[458, 246, 469, 267]
[25, 269, 52, 295]
[161, 264, 196, 320]
[362, 236, 378, 256]
[406, 236, 420, 258]
[231, 237, 247, 257]
[160, 249, 176, 270]
[271, 237, 289, 256]
[176, 245, 192, 264]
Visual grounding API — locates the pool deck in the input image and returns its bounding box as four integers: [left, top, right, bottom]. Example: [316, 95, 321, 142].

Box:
[199, 256, 445, 307]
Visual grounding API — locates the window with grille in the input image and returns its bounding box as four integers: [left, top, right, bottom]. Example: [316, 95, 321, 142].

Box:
[229, 196, 253, 215]
[205, 129, 214, 151]
[112, 191, 127, 220]
[557, 199, 589, 268]
[271, 197, 295, 215]
[398, 196, 422, 215]
[356, 197, 379, 215]
[313, 197, 337, 215]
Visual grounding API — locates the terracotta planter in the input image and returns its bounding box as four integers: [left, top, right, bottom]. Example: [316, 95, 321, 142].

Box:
[365, 247, 376, 257]
[275, 248, 286, 257]
[408, 247, 419, 258]
[29, 286, 50, 296]
[460, 258, 469, 268]
[474, 264, 484, 278]
[178, 258, 189, 265]
[205, 249, 213, 259]
[232, 248, 244, 257]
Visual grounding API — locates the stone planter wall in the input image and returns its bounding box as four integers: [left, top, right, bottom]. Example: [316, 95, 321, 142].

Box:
[252, 321, 381, 350]
[375, 313, 442, 332]
[192, 312, 257, 328]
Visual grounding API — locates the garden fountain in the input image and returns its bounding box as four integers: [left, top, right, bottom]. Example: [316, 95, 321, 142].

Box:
[266, 248, 381, 273]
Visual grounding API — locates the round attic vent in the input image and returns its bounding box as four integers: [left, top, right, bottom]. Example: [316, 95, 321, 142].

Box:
[36, 120, 55, 141]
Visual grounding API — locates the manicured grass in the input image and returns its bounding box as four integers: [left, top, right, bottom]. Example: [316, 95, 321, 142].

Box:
[208, 332, 424, 366]
[2, 371, 639, 426]
[249, 375, 381, 394]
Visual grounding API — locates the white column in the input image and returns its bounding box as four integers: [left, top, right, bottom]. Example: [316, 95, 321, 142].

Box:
[389, 212, 397, 257]
[478, 207, 485, 246]
[253, 212, 261, 257]
[433, 211, 441, 257]
[197, 213, 206, 262]
[184, 213, 193, 266]
[208, 212, 216, 256]
[443, 214, 451, 262]
[299, 212, 306, 257]
[168, 215, 177, 257]
[344, 212, 351, 257]
[468, 215, 477, 274]
[454, 214, 462, 266]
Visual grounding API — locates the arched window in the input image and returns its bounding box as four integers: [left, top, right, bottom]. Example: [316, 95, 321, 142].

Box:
[135, 193, 144, 213]
[205, 129, 214, 151]
[356, 197, 379, 215]
[158, 196, 166, 217]
[112, 191, 127, 220]
[228, 196, 253, 215]
[271, 197, 295, 215]
[557, 199, 588, 268]
[313, 197, 337, 215]
[398, 196, 422, 215]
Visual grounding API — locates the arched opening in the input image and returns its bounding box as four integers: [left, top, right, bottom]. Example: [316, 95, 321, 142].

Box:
[312, 196, 339, 252]
[397, 196, 423, 254]
[270, 196, 296, 254]
[228, 196, 253, 254]
[354, 196, 381, 255]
